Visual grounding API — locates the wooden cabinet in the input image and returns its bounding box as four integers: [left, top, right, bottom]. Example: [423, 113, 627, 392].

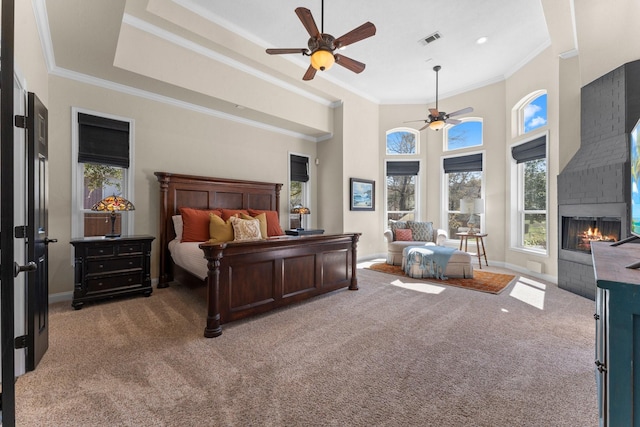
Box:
[70, 235, 154, 309]
[592, 241, 640, 426]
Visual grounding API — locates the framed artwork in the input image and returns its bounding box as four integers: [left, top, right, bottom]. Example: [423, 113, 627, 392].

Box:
[350, 178, 375, 211]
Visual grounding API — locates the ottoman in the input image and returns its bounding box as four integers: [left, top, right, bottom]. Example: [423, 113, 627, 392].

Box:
[402, 245, 474, 279]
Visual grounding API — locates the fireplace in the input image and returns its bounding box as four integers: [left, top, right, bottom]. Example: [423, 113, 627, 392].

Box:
[561, 216, 620, 254]
[558, 204, 627, 266]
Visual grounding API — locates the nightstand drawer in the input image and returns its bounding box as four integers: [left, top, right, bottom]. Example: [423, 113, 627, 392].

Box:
[118, 243, 143, 254]
[87, 272, 143, 293]
[87, 246, 115, 257]
[86, 257, 142, 274]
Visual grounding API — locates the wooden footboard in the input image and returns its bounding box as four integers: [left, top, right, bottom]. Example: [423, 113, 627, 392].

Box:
[155, 172, 360, 338]
[199, 233, 359, 337]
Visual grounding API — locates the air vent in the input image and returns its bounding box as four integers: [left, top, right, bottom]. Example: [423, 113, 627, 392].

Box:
[419, 32, 442, 46]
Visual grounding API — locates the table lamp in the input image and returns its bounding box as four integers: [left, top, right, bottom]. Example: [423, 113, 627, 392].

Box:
[460, 198, 484, 234]
[91, 195, 135, 238]
[291, 206, 310, 230]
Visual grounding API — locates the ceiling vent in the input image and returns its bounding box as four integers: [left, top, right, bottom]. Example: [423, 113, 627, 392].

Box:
[419, 32, 442, 46]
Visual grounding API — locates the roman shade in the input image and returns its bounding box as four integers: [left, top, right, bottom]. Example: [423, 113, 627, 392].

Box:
[290, 154, 309, 182]
[443, 153, 483, 173]
[387, 161, 420, 176]
[78, 113, 130, 168]
[512, 135, 546, 163]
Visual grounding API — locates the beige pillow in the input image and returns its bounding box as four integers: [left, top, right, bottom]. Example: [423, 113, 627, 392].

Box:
[241, 212, 268, 240]
[209, 213, 234, 243]
[229, 216, 262, 241]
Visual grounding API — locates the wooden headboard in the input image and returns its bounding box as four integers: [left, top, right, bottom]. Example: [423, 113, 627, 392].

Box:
[154, 172, 283, 284]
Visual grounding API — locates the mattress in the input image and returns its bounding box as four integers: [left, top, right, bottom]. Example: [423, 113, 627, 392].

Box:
[168, 239, 208, 280]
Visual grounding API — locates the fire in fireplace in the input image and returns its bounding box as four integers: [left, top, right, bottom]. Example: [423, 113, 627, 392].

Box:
[562, 216, 621, 254]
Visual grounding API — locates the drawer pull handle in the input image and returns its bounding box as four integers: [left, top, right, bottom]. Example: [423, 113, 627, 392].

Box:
[97, 282, 103, 287]
[99, 264, 103, 269]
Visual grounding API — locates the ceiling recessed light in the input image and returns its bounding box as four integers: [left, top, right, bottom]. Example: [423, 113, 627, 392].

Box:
[476, 36, 488, 45]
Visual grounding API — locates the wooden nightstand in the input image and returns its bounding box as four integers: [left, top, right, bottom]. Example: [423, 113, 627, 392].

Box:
[285, 229, 325, 236]
[70, 235, 154, 309]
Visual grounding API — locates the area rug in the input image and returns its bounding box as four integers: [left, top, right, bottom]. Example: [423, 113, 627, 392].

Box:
[366, 262, 517, 294]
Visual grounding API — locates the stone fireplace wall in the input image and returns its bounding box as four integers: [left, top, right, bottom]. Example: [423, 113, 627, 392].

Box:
[557, 60, 640, 299]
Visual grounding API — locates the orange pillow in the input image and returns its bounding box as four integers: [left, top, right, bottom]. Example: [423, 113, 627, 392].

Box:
[395, 228, 413, 241]
[248, 209, 284, 236]
[221, 209, 249, 220]
[179, 207, 222, 242]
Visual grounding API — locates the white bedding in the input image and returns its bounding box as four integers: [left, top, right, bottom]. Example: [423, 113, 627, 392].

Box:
[168, 240, 208, 280]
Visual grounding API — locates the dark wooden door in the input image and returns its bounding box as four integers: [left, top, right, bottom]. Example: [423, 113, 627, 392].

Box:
[26, 92, 51, 371]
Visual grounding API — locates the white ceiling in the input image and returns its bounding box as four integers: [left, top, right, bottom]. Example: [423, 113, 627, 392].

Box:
[179, 0, 551, 104]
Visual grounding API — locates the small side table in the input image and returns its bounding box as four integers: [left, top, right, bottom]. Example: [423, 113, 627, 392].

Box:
[285, 229, 324, 236]
[456, 232, 488, 269]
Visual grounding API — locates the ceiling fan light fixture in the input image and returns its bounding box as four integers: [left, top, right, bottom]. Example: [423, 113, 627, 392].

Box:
[311, 49, 335, 71]
[429, 120, 445, 131]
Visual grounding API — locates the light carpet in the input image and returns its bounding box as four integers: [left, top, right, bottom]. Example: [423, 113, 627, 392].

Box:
[15, 266, 597, 426]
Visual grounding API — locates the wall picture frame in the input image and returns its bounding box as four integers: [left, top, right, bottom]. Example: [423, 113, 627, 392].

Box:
[350, 178, 375, 211]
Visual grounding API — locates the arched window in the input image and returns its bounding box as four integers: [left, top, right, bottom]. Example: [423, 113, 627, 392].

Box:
[444, 119, 483, 151]
[386, 128, 418, 155]
[514, 91, 547, 136]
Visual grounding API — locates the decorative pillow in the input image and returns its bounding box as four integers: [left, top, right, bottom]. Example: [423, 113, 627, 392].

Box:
[247, 209, 285, 236]
[179, 207, 222, 242]
[241, 213, 268, 240]
[407, 221, 433, 242]
[389, 220, 408, 240]
[172, 215, 183, 241]
[395, 228, 413, 241]
[209, 214, 234, 243]
[221, 209, 250, 220]
[229, 216, 262, 241]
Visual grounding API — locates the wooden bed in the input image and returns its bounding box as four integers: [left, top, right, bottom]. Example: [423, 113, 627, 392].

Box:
[155, 172, 360, 338]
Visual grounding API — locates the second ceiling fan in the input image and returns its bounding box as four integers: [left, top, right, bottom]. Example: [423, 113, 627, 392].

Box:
[266, 0, 376, 81]
[406, 65, 474, 131]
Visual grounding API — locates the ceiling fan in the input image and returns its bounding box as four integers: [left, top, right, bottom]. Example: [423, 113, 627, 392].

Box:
[265, 0, 376, 81]
[406, 65, 474, 131]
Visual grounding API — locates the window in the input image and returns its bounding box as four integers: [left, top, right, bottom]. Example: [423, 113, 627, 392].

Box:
[511, 134, 547, 252]
[386, 161, 419, 225]
[385, 128, 420, 227]
[72, 109, 134, 238]
[444, 119, 483, 151]
[290, 154, 309, 229]
[516, 91, 547, 135]
[443, 153, 483, 239]
[386, 128, 417, 155]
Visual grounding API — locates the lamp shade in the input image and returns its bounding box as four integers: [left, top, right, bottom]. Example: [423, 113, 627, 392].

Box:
[460, 198, 484, 214]
[429, 120, 445, 131]
[310, 49, 335, 71]
[291, 206, 310, 215]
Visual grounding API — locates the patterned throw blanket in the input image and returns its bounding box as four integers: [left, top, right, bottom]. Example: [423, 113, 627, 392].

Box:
[403, 246, 457, 279]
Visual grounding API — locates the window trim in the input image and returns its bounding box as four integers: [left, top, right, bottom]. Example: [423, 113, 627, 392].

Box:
[443, 117, 484, 152]
[71, 107, 135, 239]
[440, 150, 486, 241]
[509, 131, 549, 255]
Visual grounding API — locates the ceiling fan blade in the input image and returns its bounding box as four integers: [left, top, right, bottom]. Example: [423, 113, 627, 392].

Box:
[266, 48, 308, 55]
[429, 108, 440, 117]
[448, 106, 474, 117]
[419, 123, 430, 131]
[404, 119, 428, 123]
[334, 22, 377, 48]
[334, 54, 365, 74]
[445, 118, 461, 125]
[302, 65, 317, 81]
[295, 7, 320, 38]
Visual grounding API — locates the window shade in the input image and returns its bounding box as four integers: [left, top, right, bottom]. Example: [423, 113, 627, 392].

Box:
[78, 113, 130, 168]
[290, 154, 309, 182]
[512, 135, 546, 163]
[443, 153, 483, 173]
[386, 161, 420, 176]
